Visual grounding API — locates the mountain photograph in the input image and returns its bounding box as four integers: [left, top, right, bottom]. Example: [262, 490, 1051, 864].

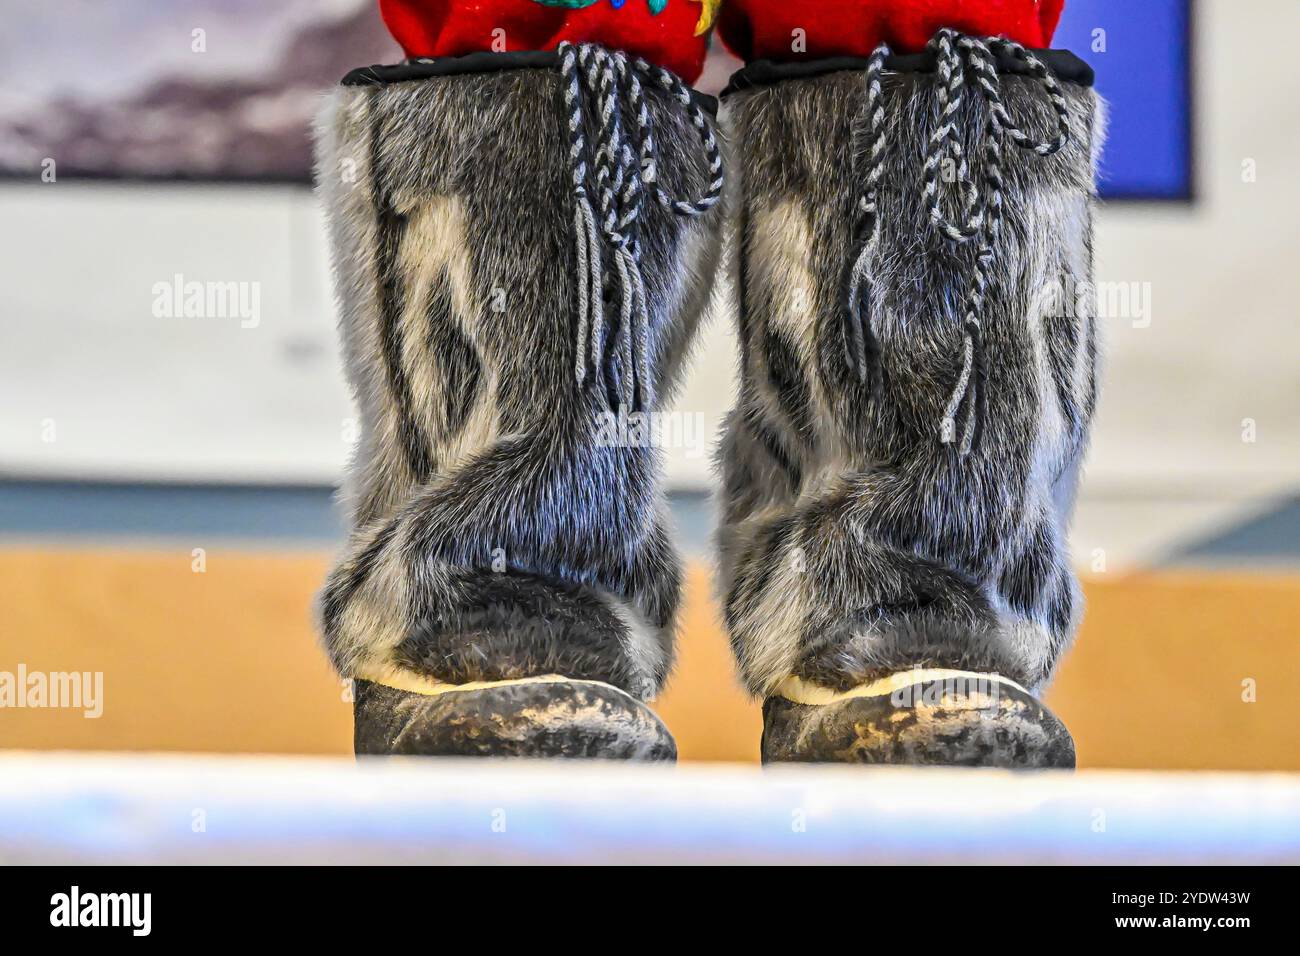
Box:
[0, 0, 399, 181]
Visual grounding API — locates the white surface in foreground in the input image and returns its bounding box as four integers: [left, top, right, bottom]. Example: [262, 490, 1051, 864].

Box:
[1, 752, 1297, 865]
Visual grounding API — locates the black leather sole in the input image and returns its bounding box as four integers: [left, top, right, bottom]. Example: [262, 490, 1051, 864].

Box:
[762, 674, 1075, 768]
[353, 677, 677, 760]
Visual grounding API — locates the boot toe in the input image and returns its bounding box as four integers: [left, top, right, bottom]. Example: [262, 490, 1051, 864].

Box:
[762, 672, 1075, 768]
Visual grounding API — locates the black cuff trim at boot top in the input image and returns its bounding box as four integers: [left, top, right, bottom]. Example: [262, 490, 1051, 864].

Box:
[723, 48, 1094, 97]
[342, 50, 719, 115]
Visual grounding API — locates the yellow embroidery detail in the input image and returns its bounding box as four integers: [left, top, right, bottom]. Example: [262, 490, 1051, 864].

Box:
[689, 0, 723, 37]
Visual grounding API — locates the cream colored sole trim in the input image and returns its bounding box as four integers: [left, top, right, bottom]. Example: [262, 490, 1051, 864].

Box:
[773, 669, 1032, 707]
[354, 666, 634, 701]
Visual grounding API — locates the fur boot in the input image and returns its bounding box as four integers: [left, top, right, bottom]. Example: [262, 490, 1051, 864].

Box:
[717, 32, 1101, 766]
[315, 47, 724, 758]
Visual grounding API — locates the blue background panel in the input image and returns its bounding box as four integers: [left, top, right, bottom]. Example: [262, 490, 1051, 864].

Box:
[1054, 0, 1193, 200]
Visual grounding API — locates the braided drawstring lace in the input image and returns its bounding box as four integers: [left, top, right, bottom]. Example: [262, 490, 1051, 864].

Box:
[846, 28, 1072, 455]
[559, 42, 724, 413]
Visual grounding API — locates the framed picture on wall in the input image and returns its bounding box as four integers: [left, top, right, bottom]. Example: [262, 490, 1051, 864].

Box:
[1054, 0, 1194, 200]
[0, 0, 398, 183]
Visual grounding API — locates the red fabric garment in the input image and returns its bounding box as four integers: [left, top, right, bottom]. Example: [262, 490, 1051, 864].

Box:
[378, 0, 718, 83]
[718, 0, 1065, 63]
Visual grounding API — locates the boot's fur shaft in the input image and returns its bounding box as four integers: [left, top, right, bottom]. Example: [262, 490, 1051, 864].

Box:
[315, 54, 723, 702]
[718, 49, 1103, 697]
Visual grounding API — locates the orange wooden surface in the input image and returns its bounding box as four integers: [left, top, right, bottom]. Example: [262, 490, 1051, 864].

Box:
[0, 548, 1295, 769]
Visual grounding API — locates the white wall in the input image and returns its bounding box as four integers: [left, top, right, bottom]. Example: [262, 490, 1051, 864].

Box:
[0, 184, 348, 483]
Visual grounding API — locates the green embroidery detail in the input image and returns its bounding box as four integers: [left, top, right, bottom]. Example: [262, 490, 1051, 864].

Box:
[529, 0, 669, 14]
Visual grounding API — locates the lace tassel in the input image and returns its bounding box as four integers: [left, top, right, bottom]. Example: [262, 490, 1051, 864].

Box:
[573, 194, 603, 386]
[844, 44, 891, 391]
[559, 42, 723, 412]
[917, 30, 1072, 454]
[941, 327, 977, 452]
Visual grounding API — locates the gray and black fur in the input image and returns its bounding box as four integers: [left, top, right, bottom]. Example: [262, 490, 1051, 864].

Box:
[315, 52, 723, 702]
[717, 43, 1103, 697]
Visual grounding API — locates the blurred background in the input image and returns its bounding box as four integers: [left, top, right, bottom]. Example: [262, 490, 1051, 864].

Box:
[1, 0, 1296, 767]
